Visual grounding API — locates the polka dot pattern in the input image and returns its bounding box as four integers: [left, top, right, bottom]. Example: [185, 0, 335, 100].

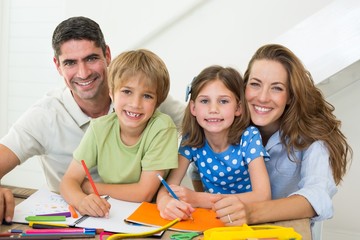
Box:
[179, 126, 269, 194]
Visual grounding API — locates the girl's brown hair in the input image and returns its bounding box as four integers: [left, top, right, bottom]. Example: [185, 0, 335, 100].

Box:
[182, 65, 250, 148]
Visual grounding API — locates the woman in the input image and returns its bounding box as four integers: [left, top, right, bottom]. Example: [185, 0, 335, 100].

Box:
[189, 44, 352, 238]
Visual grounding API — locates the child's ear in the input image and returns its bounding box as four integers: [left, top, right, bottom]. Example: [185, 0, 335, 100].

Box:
[235, 103, 242, 116]
[190, 100, 197, 116]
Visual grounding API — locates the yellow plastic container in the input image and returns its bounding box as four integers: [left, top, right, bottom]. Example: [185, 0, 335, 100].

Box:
[203, 224, 302, 240]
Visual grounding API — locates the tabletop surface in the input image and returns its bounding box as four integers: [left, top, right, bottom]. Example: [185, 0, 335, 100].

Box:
[0, 185, 311, 239]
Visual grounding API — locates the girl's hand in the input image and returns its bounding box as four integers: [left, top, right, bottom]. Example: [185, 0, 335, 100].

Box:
[170, 185, 198, 206]
[76, 194, 111, 217]
[158, 195, 195, 221]
[211, 194, 248, 226]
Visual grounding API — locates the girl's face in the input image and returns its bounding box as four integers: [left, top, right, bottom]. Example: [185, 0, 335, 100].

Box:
[110, 73, 157, 137]
[245, 59, 290, 135]
[190, 79, 241, 137]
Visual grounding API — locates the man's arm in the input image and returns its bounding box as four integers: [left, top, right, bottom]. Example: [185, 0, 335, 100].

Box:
[0, 144, 21, 224]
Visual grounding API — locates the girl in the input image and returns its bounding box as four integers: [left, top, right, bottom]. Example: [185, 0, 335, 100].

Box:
[156, 65, 270, 220]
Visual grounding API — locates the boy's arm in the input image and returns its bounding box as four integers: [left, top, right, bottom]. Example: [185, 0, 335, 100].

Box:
[60, 160, 110, 217]
[93, 170, 165, 203]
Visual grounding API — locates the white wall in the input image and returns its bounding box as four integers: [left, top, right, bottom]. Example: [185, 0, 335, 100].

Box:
[1, 0, 359, 238]
[0, 0, 334, 186]
[321, 79, 360, 240]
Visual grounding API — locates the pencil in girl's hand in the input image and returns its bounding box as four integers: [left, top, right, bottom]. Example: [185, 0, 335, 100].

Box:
[157, 174, 194, 221]
[157, 174, 179, 200]
[81, 160, 100, 196]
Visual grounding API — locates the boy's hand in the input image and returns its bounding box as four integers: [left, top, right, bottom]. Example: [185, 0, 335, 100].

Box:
[76, 194, 111, 217]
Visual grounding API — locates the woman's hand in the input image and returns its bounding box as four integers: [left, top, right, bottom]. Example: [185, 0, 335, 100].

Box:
[211, 194, 248, 226]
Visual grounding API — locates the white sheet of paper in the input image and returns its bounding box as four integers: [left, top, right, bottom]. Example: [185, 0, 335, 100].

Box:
[13, 188, 162, 234]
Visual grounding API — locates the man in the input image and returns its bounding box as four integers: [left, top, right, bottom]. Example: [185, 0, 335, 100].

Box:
[0, 16, 185, 224]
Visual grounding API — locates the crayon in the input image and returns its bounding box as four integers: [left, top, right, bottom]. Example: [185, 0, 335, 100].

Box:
[25, 216, 66, 222]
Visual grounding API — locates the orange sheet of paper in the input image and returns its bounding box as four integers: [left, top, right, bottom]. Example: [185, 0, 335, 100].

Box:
[125, 202, 225, 232]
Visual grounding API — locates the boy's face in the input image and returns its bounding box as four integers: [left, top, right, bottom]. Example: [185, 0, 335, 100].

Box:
[54, 39, 111, 102]
[111, 73, 157, 138]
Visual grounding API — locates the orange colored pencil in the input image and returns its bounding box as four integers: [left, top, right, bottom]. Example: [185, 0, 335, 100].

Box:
[68, 205, 78, 218]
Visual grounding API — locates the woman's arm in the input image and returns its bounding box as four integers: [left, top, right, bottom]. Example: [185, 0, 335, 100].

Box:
[212, 194, 315, 226]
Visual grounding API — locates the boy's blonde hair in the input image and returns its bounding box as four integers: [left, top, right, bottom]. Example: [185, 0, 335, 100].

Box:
[108, 49, 170, 107]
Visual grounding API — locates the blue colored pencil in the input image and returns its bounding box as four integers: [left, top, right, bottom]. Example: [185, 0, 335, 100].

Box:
[156, 174, 179, 200]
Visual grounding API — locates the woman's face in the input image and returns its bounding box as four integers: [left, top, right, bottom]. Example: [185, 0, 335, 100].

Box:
[245, 59, 290, 134]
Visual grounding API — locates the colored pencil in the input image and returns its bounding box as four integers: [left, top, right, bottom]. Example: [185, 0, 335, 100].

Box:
[25, 216, 66, 222]
[29, 222, 69, 228]
[25, 228, 96, 234]
[68, 205, 79, 218]
[37, 211, 71, 217]
[31, 223, 69, 229]
[156, 174, 179, 200]
[81, 160, 100, 196]
[157, 174, 193, 220]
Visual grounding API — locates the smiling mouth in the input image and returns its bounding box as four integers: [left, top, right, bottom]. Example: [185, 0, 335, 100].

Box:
[125, 111, 141, 118]
[76, 79, 95, 86]
[205, 118, 223, 122]
[254, 105, 272, 113]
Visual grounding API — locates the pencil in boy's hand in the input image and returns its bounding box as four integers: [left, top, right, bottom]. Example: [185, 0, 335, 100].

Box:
[81, 160, 100, 196]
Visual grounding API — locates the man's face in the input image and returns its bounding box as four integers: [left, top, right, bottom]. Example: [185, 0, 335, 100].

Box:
[54, 39, 111, 101]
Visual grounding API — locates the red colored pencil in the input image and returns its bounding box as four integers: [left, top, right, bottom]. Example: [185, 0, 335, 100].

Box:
[80, 160, 100, 196]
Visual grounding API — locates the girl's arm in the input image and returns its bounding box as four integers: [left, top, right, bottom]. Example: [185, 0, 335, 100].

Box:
[156, 155, 194, 220]
[234, 156, 271, 203]
[174, 156, 271, 208]
[60, 160, 110, 217]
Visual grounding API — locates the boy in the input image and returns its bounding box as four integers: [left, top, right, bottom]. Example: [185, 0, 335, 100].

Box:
[60, 49, 178, 217]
